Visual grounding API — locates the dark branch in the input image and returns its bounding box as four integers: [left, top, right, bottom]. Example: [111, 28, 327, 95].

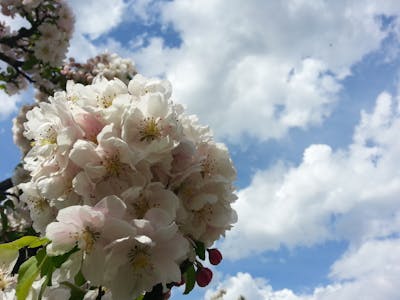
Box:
[0, 52, 23, 68]
[0, 178, 12, 198]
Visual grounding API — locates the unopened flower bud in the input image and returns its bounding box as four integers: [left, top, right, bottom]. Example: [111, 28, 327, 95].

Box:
[196, 267, 213, 287]
[207, 248, 223, 265]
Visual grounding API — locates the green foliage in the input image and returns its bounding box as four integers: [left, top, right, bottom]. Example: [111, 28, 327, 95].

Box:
[0, 236, 49, 250]
[195, 241, 206, 260]
[183, 264, 196, 295]
[1, 237, 83, 300]
[22, 56, 38, 71]
[60, 281, 85, 300]
[16, 255, 42, 300]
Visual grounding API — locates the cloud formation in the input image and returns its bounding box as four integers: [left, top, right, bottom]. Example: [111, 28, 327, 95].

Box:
[207, 238, 400, 300]
[0, 91, 22, 120]
[69, 0, 127, 39]
[222, 90, 400, 259]
[129, 0, 400, 142]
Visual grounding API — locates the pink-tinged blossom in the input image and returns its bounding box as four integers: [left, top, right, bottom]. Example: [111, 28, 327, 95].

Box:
[19, 181, 56, 234]
[16, 73, 237, 297]
[70, 124, 146, 203]
[46, 196, 135, 286]
[177, 173, 237, 247]
[104, 210, 189, 300]
[122, 182, 180, 220]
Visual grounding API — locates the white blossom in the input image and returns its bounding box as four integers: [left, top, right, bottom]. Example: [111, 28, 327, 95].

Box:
[17, 73, 237, 298]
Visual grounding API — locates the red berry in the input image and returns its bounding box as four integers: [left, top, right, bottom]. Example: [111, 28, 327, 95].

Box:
[196, 267, 213, 287]
[207, 248, 223, 265]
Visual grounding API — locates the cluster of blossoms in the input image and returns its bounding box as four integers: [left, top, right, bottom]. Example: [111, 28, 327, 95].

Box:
[0, 0, 73, 95]
[12, 73, 237, 299]
[62, 53, 137, 86]
[12, 53, 137, 157]
[12, 103, 37, 156]
[0, 1, 238, 299]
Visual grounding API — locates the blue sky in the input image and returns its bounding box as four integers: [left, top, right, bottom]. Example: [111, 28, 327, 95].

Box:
[2, 1, 400, 299]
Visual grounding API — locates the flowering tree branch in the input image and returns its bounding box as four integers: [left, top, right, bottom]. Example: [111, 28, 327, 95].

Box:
[0, 1, 237, 299]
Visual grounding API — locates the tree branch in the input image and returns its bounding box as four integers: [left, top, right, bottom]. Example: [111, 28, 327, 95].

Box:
[0, 178, 12, 198]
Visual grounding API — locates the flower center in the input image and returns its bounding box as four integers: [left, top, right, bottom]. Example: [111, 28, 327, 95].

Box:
[67, 94, 79, 102]
[131, 194, 161, 219]
[132, 196, 150, 219]
[139, 117, 161, 142]
[81, 227, 99, 253]
[201, 155, 216, 178]
[194, 204, 213, 223]
[129, 246, 152, 270]
[0, 268, 13, 291]
[104, 154, 122, 177]
[27, 196, 50, 212]
[132, 252, 150, 269]
[98, 93, 116, 108]
[35, 126, 57, 146]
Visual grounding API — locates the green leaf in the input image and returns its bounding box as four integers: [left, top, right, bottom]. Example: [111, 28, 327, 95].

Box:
[0, 248, 18, 267]
[135, 295, 144, 300]
[0, 236, 41, 250]
[16, 256, 41, 300]
[195, 241, 206, 260]
[22, 57, 38, 71]
[16, 248, 50, 300]
[183, 264, 196, 295]
[74, 271, 86, 286]
[61, 282, 85, 300]
[39, 252, 54, 278]
[50, 246, 79, 268]
[68, 287, 85, 300]
[29, 238, 50, 248]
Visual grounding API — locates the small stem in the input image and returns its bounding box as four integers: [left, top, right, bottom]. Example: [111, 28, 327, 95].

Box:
[96, 286, 103, 300]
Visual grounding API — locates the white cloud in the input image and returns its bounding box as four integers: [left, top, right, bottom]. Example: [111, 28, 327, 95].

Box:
[125, 0, 160, 24]
[222, 90, 400, 259]
[207, 238, 400, 300]
[0, 91, 22, 120]
[67, 32, 99, 61]
[4, 1, 400, 142]
[128, 0, 400, 142]
[66, 0, 130, 61]
[68, 0, 127, 39]
[205, 272, 299, 300]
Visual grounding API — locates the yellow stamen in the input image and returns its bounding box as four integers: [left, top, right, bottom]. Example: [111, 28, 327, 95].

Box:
[139, 117, 161, 142]
[0, 268, 13, 291]
[129, 246, 152, 270]
[81, 227, 99, 253]
[104, 154, 122, 177]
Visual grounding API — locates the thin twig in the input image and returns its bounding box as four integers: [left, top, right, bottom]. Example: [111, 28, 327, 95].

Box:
[96, 286, 103, 300]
